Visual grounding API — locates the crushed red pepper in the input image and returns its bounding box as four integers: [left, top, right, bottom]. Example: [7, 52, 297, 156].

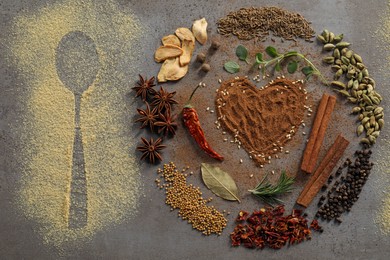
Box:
[230, 206, 322, 250]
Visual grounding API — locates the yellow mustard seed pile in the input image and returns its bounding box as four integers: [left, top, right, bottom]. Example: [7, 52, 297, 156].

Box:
[156, 162, 227, 235]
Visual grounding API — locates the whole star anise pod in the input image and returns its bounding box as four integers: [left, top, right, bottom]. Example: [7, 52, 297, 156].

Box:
[151, 87, 178, 112]
[132, 74, 156, 101]
[154, 111, 178, 136]
[135, 103, 158, 132]
[136, 137, 165, 164]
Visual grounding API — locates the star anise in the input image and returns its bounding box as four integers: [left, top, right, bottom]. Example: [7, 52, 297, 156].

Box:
[135, 102, 159, 132]
[132, 74, 156, 101]
[151, 87, 178, 112]
[136, 137, 165, 164]
[154, 111, 178, 136]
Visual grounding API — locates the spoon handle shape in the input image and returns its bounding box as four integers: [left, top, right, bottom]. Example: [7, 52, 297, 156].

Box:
[68, 94, 87, 228]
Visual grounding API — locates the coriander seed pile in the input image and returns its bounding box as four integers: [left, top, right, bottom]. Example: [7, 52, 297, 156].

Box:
[157, 162, 227, 235]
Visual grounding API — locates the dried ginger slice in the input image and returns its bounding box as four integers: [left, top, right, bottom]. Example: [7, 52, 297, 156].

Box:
[192, 18, 208, 45]
[162, 35, 181, 47]
[175, 28, 195, 66]
[157, 57, 188, 82]
[154, 44, 183, 63]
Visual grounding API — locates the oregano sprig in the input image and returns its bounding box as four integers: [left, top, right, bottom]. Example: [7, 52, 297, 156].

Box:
[254, 46, 328, 84]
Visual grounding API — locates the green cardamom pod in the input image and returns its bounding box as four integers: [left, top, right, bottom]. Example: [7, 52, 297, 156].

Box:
[353, 53, 363, 63]
[323, 43, 336, 51]
[356, 62, 365, 70]
[353, 80, 359, 90]
[366, 128, 374, 136]
[322, 29, 330, 42]
[360, 138, 370, 145]
[374, 107, 384, 115]
[357, 124, 364, 136]
[370, 116, 376, 127]
[336, 41, 351, 48]
[323, 56, 335, 64]
[329, 32, 335, 43]
[333, 48, 341, 59]
[368, 135, 376, 144]
[331, 65, 341, 72]
[337, 89, 350, 97]
[362, 68, 369, 77]
[333, 33, 344, 43]
[331, 81, 345, 89]
[363, 94, 373, 106]
[371, 131, 380, 138]
[378, 119, 384, 129]
[341, 56, 350, 65]
[370, 96, 380, 105]
[361, 117, 370, 124]
[317, 35, 327, 44]
[352, 107, 361, 113]
[345, 50, 353, 59]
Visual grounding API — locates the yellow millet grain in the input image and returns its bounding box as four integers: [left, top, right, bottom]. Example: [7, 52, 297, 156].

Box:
[157, 162, 227, 236]
[8, 0, 145, 251]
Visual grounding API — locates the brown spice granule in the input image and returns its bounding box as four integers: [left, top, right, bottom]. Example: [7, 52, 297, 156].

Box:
[216, 77, 307, 166]
[217, 7, 315, 41]
[157, 162, 227, 235]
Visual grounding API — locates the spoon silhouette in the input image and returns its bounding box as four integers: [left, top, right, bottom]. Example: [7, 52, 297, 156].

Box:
[56, 31, 100, 228]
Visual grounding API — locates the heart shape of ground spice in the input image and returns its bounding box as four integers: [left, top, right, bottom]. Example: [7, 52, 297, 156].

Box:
[216, 77, 307, 166]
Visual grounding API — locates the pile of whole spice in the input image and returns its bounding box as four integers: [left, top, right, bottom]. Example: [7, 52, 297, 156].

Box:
[156, 162, 227, 235]
[230, 206, 322, 249]
[215, 77, 307, 166]
[318, 29, 384, 145]
[133, 75, 178, 163]
[316, 147, 374, 222]
[217, 7, 315, 41]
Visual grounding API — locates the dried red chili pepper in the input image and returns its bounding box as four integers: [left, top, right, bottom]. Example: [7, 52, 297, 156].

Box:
[182, 84, 224, 161]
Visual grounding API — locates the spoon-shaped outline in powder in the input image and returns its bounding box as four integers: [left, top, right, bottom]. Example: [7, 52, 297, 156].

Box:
[55, 31, 100, 229]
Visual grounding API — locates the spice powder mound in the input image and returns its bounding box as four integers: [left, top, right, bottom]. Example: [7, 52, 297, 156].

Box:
[216, 77, 307, 166]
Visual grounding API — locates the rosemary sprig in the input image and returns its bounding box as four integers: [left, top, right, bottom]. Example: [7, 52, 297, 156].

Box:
[248, 170, 295, 206]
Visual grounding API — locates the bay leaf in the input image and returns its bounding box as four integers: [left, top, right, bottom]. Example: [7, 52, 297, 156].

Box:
[201, 163, 240, 202]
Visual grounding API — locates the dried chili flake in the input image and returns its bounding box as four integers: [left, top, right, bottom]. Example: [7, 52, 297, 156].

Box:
[230, 205, 322, 250]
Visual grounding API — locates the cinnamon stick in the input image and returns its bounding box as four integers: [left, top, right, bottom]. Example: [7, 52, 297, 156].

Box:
[301, 94, 336, 174]
[297, 134, 349, 207]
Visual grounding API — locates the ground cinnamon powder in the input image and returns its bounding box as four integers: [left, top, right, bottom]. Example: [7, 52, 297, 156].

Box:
[215, 77, 307, 166]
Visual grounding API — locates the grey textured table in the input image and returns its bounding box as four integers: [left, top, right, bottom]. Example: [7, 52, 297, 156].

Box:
[1, 0, 389, 259]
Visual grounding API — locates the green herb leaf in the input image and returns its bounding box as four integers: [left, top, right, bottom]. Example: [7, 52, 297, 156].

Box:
[287, 61, 298, 74]
[248, 170, 294, 205]
[201, 163, 240, 202]
[265, 46, 279, 58]
[255, 53, 263, 64]
[302, 66, 314, 76]
[275, 62, 282, 72]
[285, 51, 298, 56]
[224, 61, 240, 74]
[236, 45, 249, 62]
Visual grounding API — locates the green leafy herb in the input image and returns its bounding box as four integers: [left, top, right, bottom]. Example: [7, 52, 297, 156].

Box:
[236, 45, 249, 63]
[287, 60, 298, 74]
[201, 163, 240, 202]
[275, 62, 282, 72]
[253, 45, 328, 84]
[265, 46, 279, 58]
[255, 53, 263, 63]
[248, 170, 294, 205]
[224, 61, 240, 74]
